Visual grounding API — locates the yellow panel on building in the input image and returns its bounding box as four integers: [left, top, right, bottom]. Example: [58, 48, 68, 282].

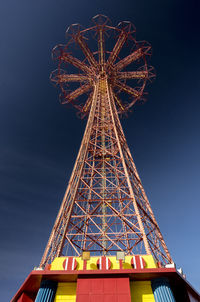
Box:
[110, 256, 120, 269]
[142, 255, 157, 269]
[123, 255, 157, 269]
[84, 255, 157, 270]
[50, 255, 157, 271]
[54, 282, 77, 302]
[50, 257, 84, 271]
[130, 281, 155, 302]
[86, 256, 99, 270]
[84, 256, 120, 270]
[123, 256, 133, 269]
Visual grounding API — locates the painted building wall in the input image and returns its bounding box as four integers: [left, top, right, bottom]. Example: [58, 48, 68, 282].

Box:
[50, 255, 157, 271]
[54, 282, 77, 302]
[130, 281, 155, 302]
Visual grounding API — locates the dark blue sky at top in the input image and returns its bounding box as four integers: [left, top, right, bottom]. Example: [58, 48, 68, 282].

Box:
[0, 0, 200, 300]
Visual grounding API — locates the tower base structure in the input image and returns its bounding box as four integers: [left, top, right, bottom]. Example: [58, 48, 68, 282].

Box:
[12, 255, 200, 302]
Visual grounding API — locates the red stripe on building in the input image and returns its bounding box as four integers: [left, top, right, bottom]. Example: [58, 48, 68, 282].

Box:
[131, 256, 146, 269]
[97, 257, 111, 270]
[63, 257, 77, 271]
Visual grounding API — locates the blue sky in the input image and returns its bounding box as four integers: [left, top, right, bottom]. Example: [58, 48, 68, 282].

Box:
[0, 0, 200, 300]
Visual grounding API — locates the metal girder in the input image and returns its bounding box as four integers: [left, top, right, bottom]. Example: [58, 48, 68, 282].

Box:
[115, 81, 140, 97]
[76, 35, 98, 68]
[61, 53, 91, 74]
[41, 77, 172, 267]
[82, 92, 93, 113]
[115, 48, 143, 70]
[107, 31, 128, 69]
[42, 17, 172, 268]
[56, 74, 89, 83]
[61, 83, 92, 104]
[117, 70, 148, 80]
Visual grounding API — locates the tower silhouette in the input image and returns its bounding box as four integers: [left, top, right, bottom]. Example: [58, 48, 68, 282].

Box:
[12, 15, 200, 302]
[40, 14, 171, 268]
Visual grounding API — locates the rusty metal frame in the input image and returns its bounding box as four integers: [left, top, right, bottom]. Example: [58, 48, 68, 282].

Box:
[40, 15, 172, 268]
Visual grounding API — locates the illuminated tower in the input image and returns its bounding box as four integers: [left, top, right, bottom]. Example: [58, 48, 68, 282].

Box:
[12, 15, 200, 302]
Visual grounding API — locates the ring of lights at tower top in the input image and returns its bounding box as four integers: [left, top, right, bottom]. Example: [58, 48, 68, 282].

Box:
[50, 15, 155, 118]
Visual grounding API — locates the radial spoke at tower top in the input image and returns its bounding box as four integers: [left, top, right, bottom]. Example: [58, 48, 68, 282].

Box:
[76, 34, 98, 69]
[107, 30, 129, 69]
[117, 71, 148, 80]
[98, 27, 105, 72]
[60, 52, 91, 74]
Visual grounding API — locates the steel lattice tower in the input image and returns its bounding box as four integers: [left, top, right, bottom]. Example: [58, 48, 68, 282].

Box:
[40, 15, 172, 269]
